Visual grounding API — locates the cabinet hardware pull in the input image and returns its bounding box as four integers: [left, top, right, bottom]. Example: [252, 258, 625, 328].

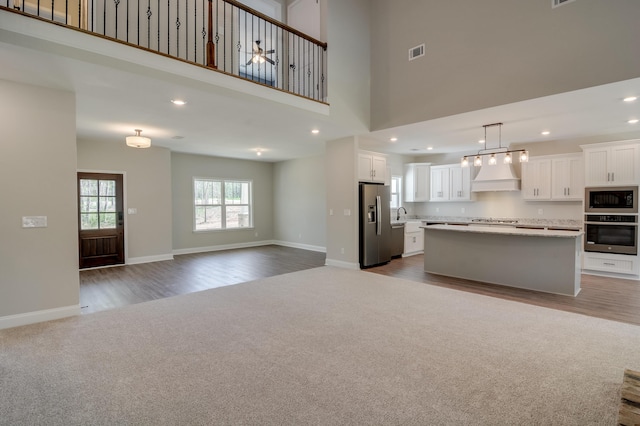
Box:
[611, 172, 614, 182]
[603, 262, 615, 266]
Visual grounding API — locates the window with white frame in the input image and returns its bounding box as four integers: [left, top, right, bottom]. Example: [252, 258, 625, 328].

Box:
[194, 178, 253, 231]
[390, 175, 402, 208]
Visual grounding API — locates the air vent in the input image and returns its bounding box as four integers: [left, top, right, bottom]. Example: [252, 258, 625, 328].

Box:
[552, 0, 576, 8]
[408, 44, 425, 61]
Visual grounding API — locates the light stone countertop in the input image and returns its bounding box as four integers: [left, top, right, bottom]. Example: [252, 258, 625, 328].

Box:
[423, 223, 583, 238]
[395, 215, 583, 230]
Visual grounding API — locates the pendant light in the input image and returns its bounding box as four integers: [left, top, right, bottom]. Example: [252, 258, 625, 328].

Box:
[461, 123, 529, 167]
[126, 129, 151, 148]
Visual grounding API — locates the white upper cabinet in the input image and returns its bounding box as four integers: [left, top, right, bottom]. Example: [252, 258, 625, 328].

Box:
[522, 159, 552, 200]
[429, 164, 474, 202]
[358, 152, 387, 183]
[430, 166, 450, 201]
[404, 163, 430, 202]
[450, 165, 472, 201]
[582, 141, 640, 186]
[551, 155, 584, 200]
[522, 154, 583, 201]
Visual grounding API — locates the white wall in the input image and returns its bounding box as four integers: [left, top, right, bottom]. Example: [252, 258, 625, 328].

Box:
[171, 152, 274, 251]
[0, 80, 79, 324]
[370, 0, 640, 130]
[273, 155, 326, 250]
[325, 137, 358, 267]
[76, 139, 173, 262]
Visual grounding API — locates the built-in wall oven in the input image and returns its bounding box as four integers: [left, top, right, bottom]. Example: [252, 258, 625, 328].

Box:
[584, 186, 638, 255]
[584, 214, 638, 255]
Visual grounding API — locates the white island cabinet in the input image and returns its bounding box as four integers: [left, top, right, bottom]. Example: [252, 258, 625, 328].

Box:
[423, 225, 582, 296]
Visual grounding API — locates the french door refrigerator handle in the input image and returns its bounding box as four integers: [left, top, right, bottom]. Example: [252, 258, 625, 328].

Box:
[376, 195, 382, 235]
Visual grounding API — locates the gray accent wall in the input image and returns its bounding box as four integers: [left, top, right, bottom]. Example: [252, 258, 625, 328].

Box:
[0, 80, 79, 318]
[273, 156, 326, 249]
[370, 0, 640, 130]
[171, 152, 274, 251]
[77, 140, 173, 261]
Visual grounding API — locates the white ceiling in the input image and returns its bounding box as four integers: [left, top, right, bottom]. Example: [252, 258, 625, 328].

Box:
[1, 14, 640, 162]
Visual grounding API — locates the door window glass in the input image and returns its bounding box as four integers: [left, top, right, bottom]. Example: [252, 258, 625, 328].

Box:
[80, 178, 117, 230]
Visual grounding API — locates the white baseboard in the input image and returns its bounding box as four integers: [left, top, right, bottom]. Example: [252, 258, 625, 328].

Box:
[0, 305, 80, 330]
[325, 259, 360, 270]
[272, 240, 326, 253]
[173, 240, 327, 256]
[127, 253, 174, 265]
[173, 240, 275, 256]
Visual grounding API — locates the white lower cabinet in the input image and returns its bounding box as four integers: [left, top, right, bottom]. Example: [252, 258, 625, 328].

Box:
[403, 221, 424, 256]
[583, 252, 640, 276]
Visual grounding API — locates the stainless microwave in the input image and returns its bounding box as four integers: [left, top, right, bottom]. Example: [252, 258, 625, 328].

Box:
[585, 186, 638, 214]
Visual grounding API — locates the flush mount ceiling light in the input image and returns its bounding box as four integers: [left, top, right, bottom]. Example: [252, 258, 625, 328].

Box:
[126, 129, 151, 148]
[461, 122, 528, 168]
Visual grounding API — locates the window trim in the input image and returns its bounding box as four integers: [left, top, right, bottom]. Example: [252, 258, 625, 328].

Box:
[390, 175, 402, 209]
[192, 177, 254, 232]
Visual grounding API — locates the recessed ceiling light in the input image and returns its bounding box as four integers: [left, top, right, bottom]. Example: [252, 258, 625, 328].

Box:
[478, 139, 485, 144]
[256, 151, 262, 156]
[390, 137, 398, 142]
[427, 146, 433, 150]
[311, 129, 320, 134]
[629, 119, 639, 124]
[171, 99, 187, 105]
[623, 96, 638, 102]
[541, 131, 550, 136]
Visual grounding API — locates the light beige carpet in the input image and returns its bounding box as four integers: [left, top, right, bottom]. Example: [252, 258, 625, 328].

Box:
[1, 266, 639, 425]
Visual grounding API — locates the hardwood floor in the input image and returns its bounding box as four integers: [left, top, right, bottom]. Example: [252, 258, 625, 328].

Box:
[81, 246, 640, 326]
[368, 254, 640, 326]
[79, 245, 326, 314]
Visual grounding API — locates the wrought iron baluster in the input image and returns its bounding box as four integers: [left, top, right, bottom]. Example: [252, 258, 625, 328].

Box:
[176, 0, 180, 57]
[147, 0, 152, 48]
[114, 0, 120, 39]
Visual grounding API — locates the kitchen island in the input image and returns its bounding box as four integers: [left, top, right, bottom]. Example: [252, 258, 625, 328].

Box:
[423, 224, 583, 296]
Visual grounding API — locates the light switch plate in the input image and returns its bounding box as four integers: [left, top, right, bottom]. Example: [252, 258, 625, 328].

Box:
[22, 216, 47, 228]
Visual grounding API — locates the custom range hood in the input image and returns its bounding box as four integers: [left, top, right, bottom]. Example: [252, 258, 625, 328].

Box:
[461, 122, 529, 192]
[471, 154, 521, 192]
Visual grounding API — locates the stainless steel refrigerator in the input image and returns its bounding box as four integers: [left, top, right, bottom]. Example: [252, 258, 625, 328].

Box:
[359, 183, 391, 268]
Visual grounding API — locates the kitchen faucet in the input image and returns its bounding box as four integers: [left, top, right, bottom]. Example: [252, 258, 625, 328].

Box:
[396, 206, 407, 221]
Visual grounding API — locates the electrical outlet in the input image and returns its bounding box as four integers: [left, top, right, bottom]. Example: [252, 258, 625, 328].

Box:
[298, 233, 302, 239]
[254, 232, 259, 237]
[436, 207, 440, 213]
[538, 208, 544, 215]
[329, 209, 334, 216]
[344, 209, 351, 216]
[461, 207, 465, 214]
[340, 248, 345, 254]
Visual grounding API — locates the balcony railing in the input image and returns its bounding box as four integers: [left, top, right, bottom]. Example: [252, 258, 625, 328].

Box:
[1, 0, 328, 102]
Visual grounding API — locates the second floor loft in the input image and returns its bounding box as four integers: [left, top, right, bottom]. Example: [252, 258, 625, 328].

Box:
[0, 0, 328, 103]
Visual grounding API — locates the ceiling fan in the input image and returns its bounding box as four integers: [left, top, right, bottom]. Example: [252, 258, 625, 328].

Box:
[246, 40, 275, 66]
